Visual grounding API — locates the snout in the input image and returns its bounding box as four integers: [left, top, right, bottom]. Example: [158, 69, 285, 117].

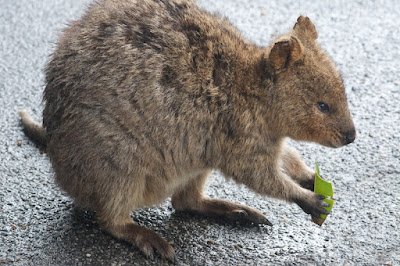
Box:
[341, 128, 356, 145]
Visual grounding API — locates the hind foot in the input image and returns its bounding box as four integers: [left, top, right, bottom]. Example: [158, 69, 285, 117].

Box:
[103, 219, 176, 262]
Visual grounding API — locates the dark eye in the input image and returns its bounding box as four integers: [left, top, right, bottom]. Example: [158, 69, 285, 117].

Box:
[317, 102, 330, 113]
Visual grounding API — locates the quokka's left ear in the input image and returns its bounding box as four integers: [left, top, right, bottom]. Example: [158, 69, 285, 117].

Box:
[268, 36, 303, 72]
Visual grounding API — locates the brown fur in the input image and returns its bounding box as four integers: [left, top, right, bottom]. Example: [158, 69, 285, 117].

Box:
[19, 0, 355, 261]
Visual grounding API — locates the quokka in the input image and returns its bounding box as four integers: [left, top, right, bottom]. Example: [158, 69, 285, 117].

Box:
[19, 0, 355, 261]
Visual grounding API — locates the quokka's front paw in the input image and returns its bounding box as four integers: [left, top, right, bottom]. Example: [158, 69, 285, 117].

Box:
[293, 193, 329, 218]
[298, 175, 315, 191]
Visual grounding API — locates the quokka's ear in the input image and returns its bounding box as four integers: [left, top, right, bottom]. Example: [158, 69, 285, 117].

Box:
[293, 15, 318, 41]
[268, 36, 303, 71]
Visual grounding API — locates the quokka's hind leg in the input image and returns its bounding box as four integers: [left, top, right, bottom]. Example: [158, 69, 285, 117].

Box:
[100, 215, 175, 262]
[171, 171, 272, 226]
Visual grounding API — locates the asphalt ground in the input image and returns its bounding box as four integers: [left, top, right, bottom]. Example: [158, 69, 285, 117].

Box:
[1, 0, 399, 265]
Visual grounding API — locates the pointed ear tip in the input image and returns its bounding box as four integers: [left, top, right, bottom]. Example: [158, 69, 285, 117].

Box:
[297, 15, 305, 21]
[295, 16, 312, 25]
[293, 16, 318, 40]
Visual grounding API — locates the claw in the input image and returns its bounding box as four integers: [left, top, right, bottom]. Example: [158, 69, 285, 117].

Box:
[163, 251, 176, 263]
[252, 213, 273, 226]
[316, 194, 326, 200]
[262, 218, 273, 227]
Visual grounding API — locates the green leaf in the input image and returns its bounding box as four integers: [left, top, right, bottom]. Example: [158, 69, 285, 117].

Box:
[312, 163, 334, 226]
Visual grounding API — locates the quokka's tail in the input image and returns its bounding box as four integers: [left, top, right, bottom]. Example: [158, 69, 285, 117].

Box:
[18, 110, 47, 146]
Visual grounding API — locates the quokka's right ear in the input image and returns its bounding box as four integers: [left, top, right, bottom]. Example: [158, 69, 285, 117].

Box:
[293, 16, 318, 41]
[268, 36, 303, 72]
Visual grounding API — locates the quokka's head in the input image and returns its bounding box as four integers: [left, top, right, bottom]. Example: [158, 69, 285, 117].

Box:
[266, 16, 355, 148]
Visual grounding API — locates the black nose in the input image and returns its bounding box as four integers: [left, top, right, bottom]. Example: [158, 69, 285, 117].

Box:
[342, 129, 356, 145]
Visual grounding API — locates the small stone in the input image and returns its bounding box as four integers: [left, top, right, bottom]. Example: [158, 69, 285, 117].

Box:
[86, 254, 91, 257]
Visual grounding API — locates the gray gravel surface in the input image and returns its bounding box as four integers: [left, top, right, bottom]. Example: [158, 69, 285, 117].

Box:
[1, 0, 399, 265]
